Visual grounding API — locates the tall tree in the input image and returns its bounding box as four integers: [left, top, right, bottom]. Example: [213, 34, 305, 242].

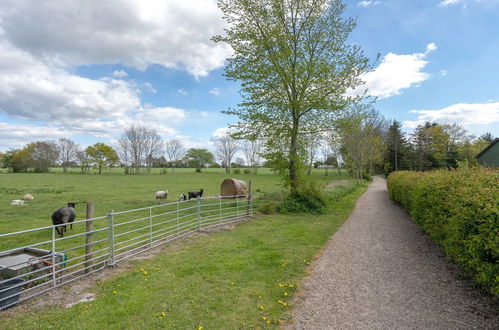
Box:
[58, 138, 80, 173]
[214, 134, 240, 173]
[85, 143, 118, 174]
[215, 0, 369, 193]
[116, 125, 163, 174]
[411, 122, 450, 170]
[242, 139, 263, 174]
[164, 139, 186, 173]
[386, 120, 405, 172]
[29, 141, 59, 173]
[185, 148, 215, 170]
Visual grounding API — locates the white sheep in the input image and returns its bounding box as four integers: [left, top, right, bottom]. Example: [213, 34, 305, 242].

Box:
[23, 193, 34, 200]
[155, 190, 168, 203]
[10, 200, 24, 206]
[179, 194, 187, 201]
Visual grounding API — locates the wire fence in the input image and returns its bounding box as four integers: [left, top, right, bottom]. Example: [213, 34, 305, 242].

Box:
[0, 194, 252, 310]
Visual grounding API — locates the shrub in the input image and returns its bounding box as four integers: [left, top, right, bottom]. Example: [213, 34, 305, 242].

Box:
[362, 172, 373, 182]
[243, 168, 251, 174]
[233, 168, 241, 174]
[387, 166, 499, 296]
[195, 168, 202, 173]
[279, 182, 327, 214]
[258, 201, 278, 214]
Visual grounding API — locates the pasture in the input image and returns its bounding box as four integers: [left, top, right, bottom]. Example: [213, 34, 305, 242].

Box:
[0, 168, 344, 234]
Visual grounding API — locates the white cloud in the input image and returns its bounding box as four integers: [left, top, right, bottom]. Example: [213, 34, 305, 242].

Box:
[113, 70, 128, 78]
[0, 42, 140, 123]
[440, 0, 462, 6]
[0, 0, 232, 78]
[142, 82, 157, 94]
[439, 70, 448, 76]
[403, 102, 499, 129]
[0, 122, 72, 150]
[209, 88, 220, 96]
[350, 43, 436, 99]
[176, 89, 188, 96]
[357, 1, 382, 8]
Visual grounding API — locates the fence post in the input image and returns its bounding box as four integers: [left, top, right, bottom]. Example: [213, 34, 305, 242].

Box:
[247, 180, 252, 216]
[196, 196, 201, 230]
[236, 195, 239, 218]
[107, 210, 115, 267]
[176, 202, 180, 235]
[149, 207, 153, 248]
[84, 201, 94, 274]
[51, 226, 56, 287]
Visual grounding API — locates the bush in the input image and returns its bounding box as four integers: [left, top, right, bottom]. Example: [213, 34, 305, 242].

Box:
[279, 182, 327, 214]
[387, 166, 499, 296]
[243, 168, 251, 174]
[233, 168, 241, 174]
[195, 168, 202, 173]
[258, 201, 278, 214]
[362, 172, 373, 182]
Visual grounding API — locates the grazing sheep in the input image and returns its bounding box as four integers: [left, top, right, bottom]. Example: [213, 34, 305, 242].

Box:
[179, 194, 187, 201]
[10, 200, 24, 206]
[23, 194, 34, 200]
[51, 202, 77, 238]
[188, 189, 204, 200]
[155, 190, 168, 203]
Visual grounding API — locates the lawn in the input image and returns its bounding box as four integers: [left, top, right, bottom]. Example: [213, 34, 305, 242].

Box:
[0, 181, 366, 329]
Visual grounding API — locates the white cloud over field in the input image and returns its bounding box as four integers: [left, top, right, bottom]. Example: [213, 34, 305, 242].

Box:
[351, 43, 436, 99]
[403, 102, 499, 129]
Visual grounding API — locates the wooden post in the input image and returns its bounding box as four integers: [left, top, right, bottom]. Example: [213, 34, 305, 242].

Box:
[84, 201, 94, 274]
[247, 180, 252, 216]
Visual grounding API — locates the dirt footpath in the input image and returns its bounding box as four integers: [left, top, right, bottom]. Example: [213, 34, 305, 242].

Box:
[288, 177, 498, 330]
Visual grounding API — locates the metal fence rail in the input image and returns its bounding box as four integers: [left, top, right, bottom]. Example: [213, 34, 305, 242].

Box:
[0, 195, 252, 310]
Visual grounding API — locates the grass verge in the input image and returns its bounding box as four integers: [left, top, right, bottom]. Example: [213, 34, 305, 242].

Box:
[1, 184, 367, 329]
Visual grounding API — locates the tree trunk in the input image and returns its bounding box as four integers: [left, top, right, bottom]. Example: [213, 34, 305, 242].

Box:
[98, 164, 102, 174]
[289, 119, 299, 195]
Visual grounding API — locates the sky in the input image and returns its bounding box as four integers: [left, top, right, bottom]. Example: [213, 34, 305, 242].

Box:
[0, 0, 498, 152]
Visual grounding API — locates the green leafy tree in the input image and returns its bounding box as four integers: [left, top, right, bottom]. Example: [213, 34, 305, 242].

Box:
[185, 148, 215, 170]
[85, 143, 118, 174]
[386, 120, 405, 172]
[214, 0, 370, 193]
[412, 122, 450, 170]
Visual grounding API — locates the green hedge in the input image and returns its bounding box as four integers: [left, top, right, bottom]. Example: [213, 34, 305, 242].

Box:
[387, 166, 499, 296]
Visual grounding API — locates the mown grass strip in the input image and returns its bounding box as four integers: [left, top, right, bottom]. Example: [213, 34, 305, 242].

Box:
[1, 184, 367, 329]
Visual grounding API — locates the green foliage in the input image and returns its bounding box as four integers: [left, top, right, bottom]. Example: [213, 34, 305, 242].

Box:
[243, 168, 251, 174]
[85, 143, 119, 174]
[233, 168, 241, 174]
[185, 148, 215, 169]
[387, 167, 499, 295]
[279, 182, 328, 214]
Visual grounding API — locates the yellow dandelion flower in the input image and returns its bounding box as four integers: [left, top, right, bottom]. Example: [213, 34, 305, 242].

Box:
[278, 300, 283, 304]
[159, 312, 167, 319]
[258, 305, 264, 310]
[262, 316, 267, 321]
[143, 271, 148, 275]
[289, 284, 295, 287]
[230, 282, 235, 286]
[266, 320, 271, 324]
[197, 327, 203, 330]
[278, 283, 284, 287]
[144, 278, 148, 281]
[258, 296, 262, 299]
[284, 292, 288, 296]
[112, 290, 117, 295]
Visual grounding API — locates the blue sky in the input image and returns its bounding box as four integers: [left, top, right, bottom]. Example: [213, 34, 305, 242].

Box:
[0, 0, 498, 152]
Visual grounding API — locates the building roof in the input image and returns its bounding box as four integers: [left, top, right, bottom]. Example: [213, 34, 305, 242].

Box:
[476, 138, 499, 158]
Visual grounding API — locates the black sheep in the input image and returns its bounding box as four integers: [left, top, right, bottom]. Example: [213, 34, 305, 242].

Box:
[51, 202, 76, 237]
[188, 189, 204, 200]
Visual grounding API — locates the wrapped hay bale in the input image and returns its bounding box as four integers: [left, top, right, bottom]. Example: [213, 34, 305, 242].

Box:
[220, 178, 247, 197]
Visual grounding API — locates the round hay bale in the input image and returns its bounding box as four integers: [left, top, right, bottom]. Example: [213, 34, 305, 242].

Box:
[220, 178, 248, 197]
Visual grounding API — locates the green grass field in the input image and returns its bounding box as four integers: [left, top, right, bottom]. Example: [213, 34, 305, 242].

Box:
[0, 168, 347, 234]
[0, 181, 366, 329]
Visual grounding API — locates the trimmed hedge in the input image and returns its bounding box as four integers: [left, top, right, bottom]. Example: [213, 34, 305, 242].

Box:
[387, 167, 499, 296]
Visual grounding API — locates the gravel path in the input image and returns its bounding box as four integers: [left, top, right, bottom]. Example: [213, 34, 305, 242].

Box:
[288, 177, 498, 330]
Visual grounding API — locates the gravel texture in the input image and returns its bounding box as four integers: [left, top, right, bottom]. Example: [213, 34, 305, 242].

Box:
[288, 177, 498, 330]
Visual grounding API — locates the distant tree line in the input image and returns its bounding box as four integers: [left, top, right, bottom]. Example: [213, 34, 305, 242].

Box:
[0, 125, 264, 174]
